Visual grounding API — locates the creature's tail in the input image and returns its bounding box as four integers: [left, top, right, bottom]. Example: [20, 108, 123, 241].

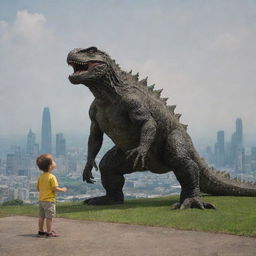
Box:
[194, 153, 256, 196]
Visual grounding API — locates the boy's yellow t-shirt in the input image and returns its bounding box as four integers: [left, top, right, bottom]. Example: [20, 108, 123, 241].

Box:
[36, 172, 59, 202]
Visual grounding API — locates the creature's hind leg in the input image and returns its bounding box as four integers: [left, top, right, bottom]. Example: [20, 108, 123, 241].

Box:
[85, 146, 134, 205]
[165, 130, 215, 210]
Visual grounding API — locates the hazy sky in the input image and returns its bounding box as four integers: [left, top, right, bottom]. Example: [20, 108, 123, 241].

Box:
[1, 0, 256, 147]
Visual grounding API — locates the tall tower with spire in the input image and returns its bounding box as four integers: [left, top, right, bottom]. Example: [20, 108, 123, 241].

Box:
[41, 107, 52, 154]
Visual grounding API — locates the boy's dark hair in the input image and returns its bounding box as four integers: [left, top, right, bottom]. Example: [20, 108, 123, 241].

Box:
[36, 154, 53, 172]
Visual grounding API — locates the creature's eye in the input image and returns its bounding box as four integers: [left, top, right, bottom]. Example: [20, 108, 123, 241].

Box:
[78, 47, 98, 54]
[87, 47, 98, 54]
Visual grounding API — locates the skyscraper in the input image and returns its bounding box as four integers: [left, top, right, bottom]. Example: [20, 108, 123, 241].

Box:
[236, 118, 243, 146]
[214, 130, 225, 167]
[26, 129, 39, 156]
[56, 133, 66, 157]
[41, 107, 52, 154]
[231, 118, 244, 172]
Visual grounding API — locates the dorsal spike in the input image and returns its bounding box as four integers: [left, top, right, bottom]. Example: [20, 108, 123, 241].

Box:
[133, 73, 139, 81]
[181, 124, 188, 130]
[148, 84, 155, 91]
[167, 105, 176, 113]
[128, 70, 132, 74]
[161, 97, 168, 103]
[175, 113, 182, 120]
[139, 77, 148, 86]
[154, 88, 163, 96]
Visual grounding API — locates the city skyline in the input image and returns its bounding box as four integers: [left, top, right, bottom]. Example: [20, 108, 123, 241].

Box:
[1, 107, 256, 204]
[2, 114, 256, 156]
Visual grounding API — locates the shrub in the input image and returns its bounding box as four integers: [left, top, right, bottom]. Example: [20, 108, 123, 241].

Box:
[2, 199, 24, 206]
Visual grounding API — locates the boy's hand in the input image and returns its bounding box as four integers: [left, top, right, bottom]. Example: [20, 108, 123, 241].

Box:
[62, 187, 67, 192]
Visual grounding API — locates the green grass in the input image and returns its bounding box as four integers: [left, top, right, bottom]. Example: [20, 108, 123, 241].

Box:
[1, 195, 256, 237]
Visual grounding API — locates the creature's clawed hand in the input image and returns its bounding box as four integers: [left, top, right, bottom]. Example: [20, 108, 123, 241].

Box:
[82, 160, 98, 184]
[126, 146, 147, 169]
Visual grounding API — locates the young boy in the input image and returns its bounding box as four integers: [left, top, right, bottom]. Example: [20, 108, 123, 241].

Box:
[36, 154, 67, 237]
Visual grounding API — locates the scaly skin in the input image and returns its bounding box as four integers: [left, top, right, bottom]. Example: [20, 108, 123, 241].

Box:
[67, 47, 256, 209]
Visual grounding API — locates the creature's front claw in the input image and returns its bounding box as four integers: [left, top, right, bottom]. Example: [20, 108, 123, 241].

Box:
[170, 202, 181, 210]
[82, 169, 95, 184]
[82, 161, 96, 183]
[202, 202, 216, 209]
[125, 147, 147, 169]
[171, 198, 216, 210]
[93, 161, 98, 171]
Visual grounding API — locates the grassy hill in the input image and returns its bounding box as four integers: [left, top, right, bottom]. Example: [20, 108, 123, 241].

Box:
[1, 195, 256, 237]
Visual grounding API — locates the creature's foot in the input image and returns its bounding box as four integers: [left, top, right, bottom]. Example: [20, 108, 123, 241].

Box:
[84, 196, 124, 205]
[171, 197, 216, 210]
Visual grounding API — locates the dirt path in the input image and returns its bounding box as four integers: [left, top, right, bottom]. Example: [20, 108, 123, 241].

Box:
[0, 216, 255, 256]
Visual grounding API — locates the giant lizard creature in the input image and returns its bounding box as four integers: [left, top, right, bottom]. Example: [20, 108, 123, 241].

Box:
[67, 46, 256, 209]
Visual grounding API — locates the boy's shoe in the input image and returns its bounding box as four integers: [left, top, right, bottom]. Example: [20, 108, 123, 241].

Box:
[46, 230, 60, 237]
[37, 231, 46, 237]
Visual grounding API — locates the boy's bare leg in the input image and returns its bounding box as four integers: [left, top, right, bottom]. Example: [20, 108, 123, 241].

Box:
[38, 217, 45, 232]
[46, 218, 52, 233]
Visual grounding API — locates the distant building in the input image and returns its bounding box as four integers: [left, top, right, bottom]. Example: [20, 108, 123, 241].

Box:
[204, 146, 214, 164]
[18, 188, 29, 201]
[0, 185, 9, 201]
[8, 188, 18, 200]
[41, 107, 52, 154]
[214, 130, 225, 167]
[251, 147, 256, 160]
[6, 153, 18, 175]
[236, 118, 243, 145]
[250, 147, 256, 172]
[230, 118, 244, 172]
[26, 129, 39, 156]
[18, 169, 29, 176]
[56, 133, 66, 157]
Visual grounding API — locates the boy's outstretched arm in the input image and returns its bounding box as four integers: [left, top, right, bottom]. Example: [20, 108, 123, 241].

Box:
[54, 187, 67, 192]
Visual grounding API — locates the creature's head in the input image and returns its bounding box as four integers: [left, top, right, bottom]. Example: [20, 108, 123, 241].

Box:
[67, 47, 110, 85]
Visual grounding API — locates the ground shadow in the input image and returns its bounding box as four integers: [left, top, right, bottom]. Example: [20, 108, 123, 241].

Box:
[57, 196, 179, 214]
[17, 234, 40, 238]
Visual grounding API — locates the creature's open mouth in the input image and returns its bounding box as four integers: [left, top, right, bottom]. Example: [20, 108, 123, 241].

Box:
[68, 60, 104, 75]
